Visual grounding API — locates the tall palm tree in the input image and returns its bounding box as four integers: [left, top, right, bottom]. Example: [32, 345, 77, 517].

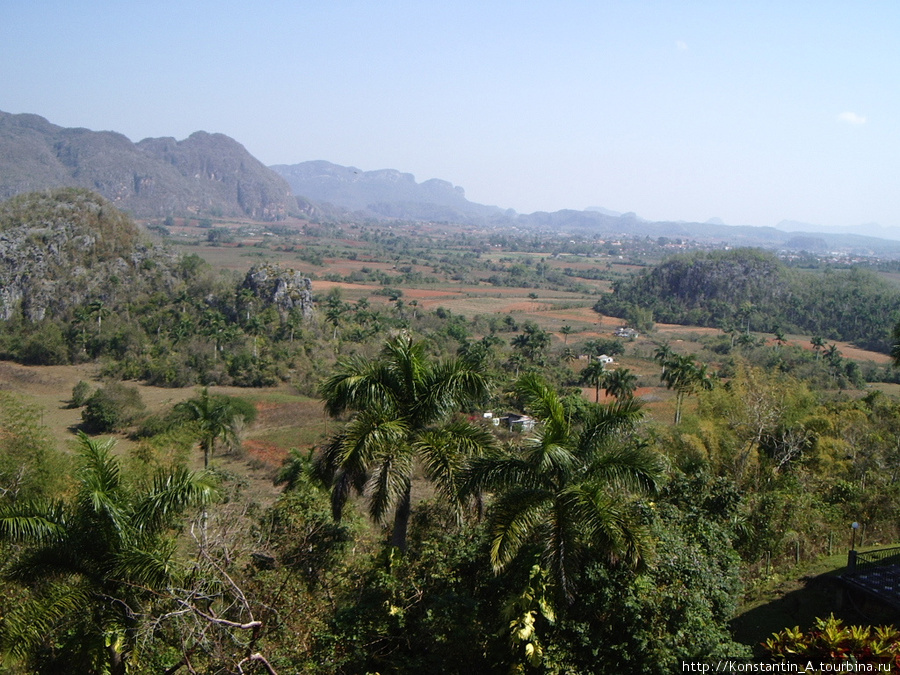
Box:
[318, 334, 496, 552]
[811, 335, 825, 360]
[87, 300, 110, 335]
[604, 367, 638, 400]
[580, 359, 608, 403]
[0, 433, 216, 674]
[175, 387, 241, 468]
[461, 374, 663, 602]
[659, 353, 715, 425]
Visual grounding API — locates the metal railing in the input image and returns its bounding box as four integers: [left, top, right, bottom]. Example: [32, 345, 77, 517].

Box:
[847, 545, 900, 576]
[842, 545, 900, 609]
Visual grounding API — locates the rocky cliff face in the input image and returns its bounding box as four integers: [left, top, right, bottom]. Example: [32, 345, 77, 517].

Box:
[271, 160, 506, 223]
[241, 263, 314, 319]
[0, 111, 308, 221]
[0, 189, 178, 321]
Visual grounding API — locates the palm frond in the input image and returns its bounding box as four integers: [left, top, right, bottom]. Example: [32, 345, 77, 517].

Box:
[338, 411, 410, 473]
[366, 450, 414, 524]
[383, 334, 428, 402]
[576, 397, 644, 457]
[417, 422, 499, 503]
[544, 497, 580, 601]
[423, 360, 491, 420]
[415, 431, 465, 505]
[586, 443, 664, 495]
[529, 438, 579, 484]
[319, 354, 398, 416]
[0, 499, 67, 543]
[488, 488, 553, 572]
[0, 582, 93, 659]
[563, 482, 653, 569]
[4, 542, 86, 586]
[113, 538, 179, 589]
[462, 454, 544, 496]
[75, 432, 124, 519]
[130, 467, 218, 533]
[515, 374, 567, 432]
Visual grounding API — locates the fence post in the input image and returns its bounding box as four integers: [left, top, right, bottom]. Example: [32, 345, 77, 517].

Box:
[847, 549, 857, 574]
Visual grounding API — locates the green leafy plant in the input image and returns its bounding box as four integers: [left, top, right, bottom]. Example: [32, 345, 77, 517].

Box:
[764, 615, 900, 666]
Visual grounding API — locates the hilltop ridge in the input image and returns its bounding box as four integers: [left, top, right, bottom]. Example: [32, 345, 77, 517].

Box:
[0, 111, 304, 221]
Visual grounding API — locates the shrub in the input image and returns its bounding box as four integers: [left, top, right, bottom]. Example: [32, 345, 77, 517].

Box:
[764, 615, 900, 666]
[68, 381, 93, 408]
[81, 382, 146, 433]
[20, 322, 69, 365]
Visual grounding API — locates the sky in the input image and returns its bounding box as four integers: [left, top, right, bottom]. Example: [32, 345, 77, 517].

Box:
[2, 1, 900, 235]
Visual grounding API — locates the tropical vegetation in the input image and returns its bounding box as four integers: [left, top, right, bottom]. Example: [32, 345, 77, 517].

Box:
[2, 190, 900, 671]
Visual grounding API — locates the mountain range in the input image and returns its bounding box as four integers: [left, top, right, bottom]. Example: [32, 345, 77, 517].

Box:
[3, 110, 900, 256]
[0, 111, 305, 221]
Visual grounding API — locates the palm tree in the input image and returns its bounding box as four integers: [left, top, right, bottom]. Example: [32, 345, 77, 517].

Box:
[811, 335, 825, 361]
[580, 359, 608, 403]
[604, 367, 638, 400]
[461, 374, 662, 602]
[652, 342, 674, 366]
[560, 325, 573, 344]
[175, 387, 241, 468]
[824, 343, 842, 368]
[200, 309, 226, 358]
[659, 353, 714, 424]
[236, 287, 256, 323]
[0, 432, 216, 673]
[87, 300, 110, 335]
[318, 334, 496, 552]
[738, 301, 754, 334]
[511, 322, 551, 365]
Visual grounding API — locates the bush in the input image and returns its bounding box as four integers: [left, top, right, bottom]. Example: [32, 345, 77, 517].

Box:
[764, 615, 900, 666]
[81, 382, 146, 433]
[68, 381, 92, 408]
[20, 322, 69, 365]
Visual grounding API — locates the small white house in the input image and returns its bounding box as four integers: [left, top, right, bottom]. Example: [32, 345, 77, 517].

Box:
[504, 413, 536, 433]
[597, 354, 614, 365]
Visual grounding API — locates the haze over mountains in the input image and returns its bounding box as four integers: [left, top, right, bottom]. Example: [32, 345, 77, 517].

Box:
[2, 110, 899, 256]
[0, 111, 305, 221]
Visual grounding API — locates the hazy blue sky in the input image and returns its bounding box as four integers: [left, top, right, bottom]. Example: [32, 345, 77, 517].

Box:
[2, 1, 898, 233]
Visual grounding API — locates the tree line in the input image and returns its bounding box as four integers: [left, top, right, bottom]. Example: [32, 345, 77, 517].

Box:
[595, 248, 900, 352]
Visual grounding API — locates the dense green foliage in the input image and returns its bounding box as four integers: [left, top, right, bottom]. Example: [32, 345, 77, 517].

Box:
[0, 392, 69, 500]
[5, 190, 900, 671]
[0, 433, 216, 673]
[318, 334, 495, 551]
[80, 381, 146, 433]
[596, 248, 900, 351]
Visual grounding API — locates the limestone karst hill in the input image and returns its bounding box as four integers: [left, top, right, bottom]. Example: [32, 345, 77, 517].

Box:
[0, 188, 178, 322]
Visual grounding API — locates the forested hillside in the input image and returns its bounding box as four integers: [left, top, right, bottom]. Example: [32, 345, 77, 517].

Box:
[595, 248, 900, 352]
[0, 189, 321, 388]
